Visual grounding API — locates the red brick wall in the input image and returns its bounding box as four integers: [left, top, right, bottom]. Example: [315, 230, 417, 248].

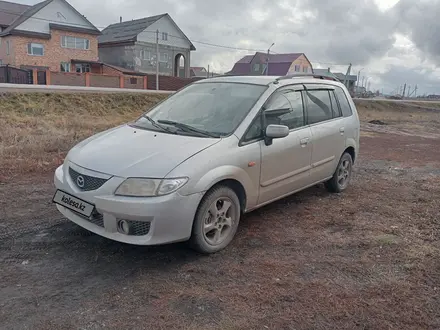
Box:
[89, 74, 119, 88]
[10, 29, 98, 71]
[146, 75, 204, 91]
[124, 76, 144, 89]
[51, 72, 85, 86]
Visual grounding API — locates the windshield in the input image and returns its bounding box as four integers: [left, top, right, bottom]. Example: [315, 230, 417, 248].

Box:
[135, 82, 267, 137]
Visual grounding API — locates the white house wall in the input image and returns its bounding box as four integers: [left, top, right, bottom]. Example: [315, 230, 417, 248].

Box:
[15, 0, 95, 34]
[138, 16, 191, 50]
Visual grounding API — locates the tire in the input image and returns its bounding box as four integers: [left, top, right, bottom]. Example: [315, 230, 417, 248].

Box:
[325, 152, 353, 193]
[189, 185, 241, 254]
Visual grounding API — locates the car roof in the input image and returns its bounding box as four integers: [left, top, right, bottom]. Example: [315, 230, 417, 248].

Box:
[195, 74, 347, 89]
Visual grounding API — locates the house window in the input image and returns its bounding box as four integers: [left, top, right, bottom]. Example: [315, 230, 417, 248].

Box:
[303, 67, 308, 73]
[75, 63, 90, 73]
[60, 62, 71, 72]
[162, 32, 168, 41]
[61, 36, 90, 50]
[294, 65, 300, 72]
[27, 43, 44, 56]
[160, 52, 168, 62]
[6, 40, 10, 55]
[0, 60, 3, 66]
[253, 63, 260, 72]
[130, 77, 138, 84]
[141, 50, 150, 60]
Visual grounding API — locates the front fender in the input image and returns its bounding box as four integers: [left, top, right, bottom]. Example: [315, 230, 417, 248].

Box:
[182, 165, 259, 211]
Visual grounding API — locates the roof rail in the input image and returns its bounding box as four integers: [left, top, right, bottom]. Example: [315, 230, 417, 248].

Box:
[276, 72, 340, 82]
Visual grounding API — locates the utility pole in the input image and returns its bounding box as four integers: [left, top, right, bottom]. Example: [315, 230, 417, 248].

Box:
[356, 68, 364, 93]
[343, 63, 352, 89]
[361, 76, 365, 88]
[207, 65, 210, 78]
[155, 29, 159, 90]
[266, 43, 275, 76]
[402, 83, 407, 98]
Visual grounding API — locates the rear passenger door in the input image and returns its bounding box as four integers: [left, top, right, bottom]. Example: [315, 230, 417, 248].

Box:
[303, 84, 346, 181]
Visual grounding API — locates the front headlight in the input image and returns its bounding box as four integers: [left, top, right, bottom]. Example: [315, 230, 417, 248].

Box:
[115, 177, 188, 197]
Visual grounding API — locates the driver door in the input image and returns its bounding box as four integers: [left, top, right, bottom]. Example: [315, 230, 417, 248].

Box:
[258, 86, 313, 205]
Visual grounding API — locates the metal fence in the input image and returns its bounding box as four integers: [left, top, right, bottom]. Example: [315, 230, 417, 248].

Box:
[0, 65, 33, 84]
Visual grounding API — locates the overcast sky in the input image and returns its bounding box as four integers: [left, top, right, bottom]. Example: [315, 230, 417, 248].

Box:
[15, 0, 440, 95]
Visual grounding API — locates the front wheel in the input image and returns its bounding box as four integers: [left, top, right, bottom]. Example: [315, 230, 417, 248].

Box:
[325, 152, 353, 193]
[189, 186, 241, 254]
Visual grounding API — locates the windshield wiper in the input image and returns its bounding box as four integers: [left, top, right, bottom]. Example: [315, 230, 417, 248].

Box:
[142, 115, 175, 134]
[157, 120, 220, 138]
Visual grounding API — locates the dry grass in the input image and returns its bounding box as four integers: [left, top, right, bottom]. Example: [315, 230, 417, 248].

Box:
[1, 92, 440, 179]
[0, 92, 167, 178]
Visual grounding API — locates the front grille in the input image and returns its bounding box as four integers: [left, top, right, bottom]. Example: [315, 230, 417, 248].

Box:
[69, 167, 108, 191]
[74, 210, 104, 228]
[118, 219, 151, 236]
[88, 212, 104, 228]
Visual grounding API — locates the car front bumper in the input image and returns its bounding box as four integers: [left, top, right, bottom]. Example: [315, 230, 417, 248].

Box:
[54, 163, 203, 245]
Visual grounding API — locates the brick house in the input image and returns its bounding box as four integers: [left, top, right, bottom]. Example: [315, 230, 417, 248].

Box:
[0, 0, 101, 73]
[227, 52, 313, 76]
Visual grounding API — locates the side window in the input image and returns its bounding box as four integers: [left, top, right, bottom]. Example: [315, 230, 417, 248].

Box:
[243, 115, 263, 142]
[304, 90, 332, 125]
[265, 90, 305, 130]
[334, 86, 353, 117]
[329, 91, 341, 118]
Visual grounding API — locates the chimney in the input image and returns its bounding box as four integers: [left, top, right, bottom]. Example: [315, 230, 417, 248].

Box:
[120, 16, 122, 23]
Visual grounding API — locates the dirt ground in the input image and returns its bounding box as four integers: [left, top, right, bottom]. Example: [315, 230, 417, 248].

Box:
[1, 102, 440, 329]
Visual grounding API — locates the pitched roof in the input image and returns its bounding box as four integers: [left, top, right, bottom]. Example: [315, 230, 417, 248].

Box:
[190, 67, 207, 76]
[0, 0, 100, 37]
[99, 14, 165, 44]
[98, 13, 196, 50]
[0, 0, 30, 27]
[229, 52, 307, 76]
[236, 55, 254, 64]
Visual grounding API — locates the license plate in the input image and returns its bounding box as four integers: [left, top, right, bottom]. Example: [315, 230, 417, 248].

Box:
[53, 190, 94, 217]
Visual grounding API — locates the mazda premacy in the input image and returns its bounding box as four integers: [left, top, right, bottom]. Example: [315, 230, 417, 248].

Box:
[53, 74, 360, 254]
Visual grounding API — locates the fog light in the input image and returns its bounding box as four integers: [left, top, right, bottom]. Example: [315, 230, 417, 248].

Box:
[118, 220, 131, 235]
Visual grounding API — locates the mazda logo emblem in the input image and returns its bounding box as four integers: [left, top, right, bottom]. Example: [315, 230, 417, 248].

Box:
[76, 175, 85, 188]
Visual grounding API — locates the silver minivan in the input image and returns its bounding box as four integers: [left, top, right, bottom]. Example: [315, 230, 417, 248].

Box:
[53, 74, 360, 254]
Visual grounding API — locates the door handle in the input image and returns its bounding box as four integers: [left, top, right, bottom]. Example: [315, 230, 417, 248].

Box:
[300, 137, 309, 146]
[339, 127, 345, 134]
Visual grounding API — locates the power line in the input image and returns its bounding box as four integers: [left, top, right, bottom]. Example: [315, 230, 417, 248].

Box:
[0, 7, 351, 64]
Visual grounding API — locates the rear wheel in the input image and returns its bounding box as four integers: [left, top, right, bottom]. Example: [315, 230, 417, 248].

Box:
[190, 186, 241, 254]
[325, 152, 353, 193]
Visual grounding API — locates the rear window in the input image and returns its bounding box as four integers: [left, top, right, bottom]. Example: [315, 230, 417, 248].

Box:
[334, 86, 353, 117]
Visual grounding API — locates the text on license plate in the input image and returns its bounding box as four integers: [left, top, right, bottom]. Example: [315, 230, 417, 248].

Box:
[52, 190, 94, 217]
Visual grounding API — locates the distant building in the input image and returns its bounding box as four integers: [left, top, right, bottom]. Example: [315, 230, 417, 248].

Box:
[227, 52, 313, 76]
[98, 14, 196, 77]
[313, 68, 357, 92]
[178, 66, 222, 78]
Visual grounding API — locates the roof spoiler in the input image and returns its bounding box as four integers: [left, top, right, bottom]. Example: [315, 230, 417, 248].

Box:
[276, 73, 340, 82]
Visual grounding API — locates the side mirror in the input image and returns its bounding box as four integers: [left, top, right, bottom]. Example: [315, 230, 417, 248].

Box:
[264, 124, 289, 146]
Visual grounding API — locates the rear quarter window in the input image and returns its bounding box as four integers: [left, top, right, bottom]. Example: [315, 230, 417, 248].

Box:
[334, 86, 353, 117]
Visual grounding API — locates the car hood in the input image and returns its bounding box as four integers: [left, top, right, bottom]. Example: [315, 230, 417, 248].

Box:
[68, 124, 220, 178]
